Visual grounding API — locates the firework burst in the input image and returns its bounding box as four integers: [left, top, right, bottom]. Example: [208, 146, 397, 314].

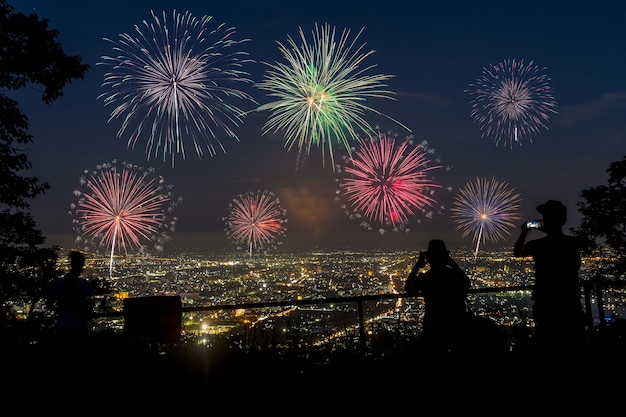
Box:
[451, 176, 521, 258]
[255, 22, 408, 170]
[97, 10, 257, 166]
[69, 160, 181, 276]
[466, 58, 558, 148]
[224, 190, 288, 257]
[335, 130, 446, 234]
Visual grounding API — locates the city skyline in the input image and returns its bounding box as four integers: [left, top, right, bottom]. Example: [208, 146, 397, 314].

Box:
[11, 0, 626, 256]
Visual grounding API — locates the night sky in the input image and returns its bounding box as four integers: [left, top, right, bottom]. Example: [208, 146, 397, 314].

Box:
[10, 0, 626, 255]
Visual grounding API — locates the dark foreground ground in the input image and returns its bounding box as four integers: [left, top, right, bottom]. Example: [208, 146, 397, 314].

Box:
[5, 322, 626, 409]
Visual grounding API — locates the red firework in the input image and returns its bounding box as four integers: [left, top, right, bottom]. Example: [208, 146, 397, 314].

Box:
[70, 160, 180, 276]
[336, 131, 443, 234]
[224, 190, 287, 257]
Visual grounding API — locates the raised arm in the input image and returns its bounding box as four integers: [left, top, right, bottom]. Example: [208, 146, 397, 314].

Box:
[405, 252, 427, 293]
[514, 222, 530, 257]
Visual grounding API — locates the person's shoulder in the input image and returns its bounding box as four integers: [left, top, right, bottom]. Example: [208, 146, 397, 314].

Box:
[524, 236, 546, 249]
[50, 276, 65, 288]
[549, 233, 580, 245]
[565, 234, 585, 250]
[80, 277, 95, 289]
[70, 276, 95, 293]
[566, 234, 582, 243]
[450, 266, 470, 282]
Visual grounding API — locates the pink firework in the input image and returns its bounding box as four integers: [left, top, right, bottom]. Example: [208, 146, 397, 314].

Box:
[335, 131, 444, 234]
[224, 190, 287, 257]
[70, 160, 181, 276]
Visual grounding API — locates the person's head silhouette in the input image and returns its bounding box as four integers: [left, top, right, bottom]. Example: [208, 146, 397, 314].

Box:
[536, 200, 567, 232]
[68, 251, 86, 276]
[425, 239, 449, 266]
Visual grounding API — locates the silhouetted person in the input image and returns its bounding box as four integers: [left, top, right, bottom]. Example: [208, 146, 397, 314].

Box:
[48, 251, 95, 347]
[405, 239, 471, 354]
[514, 200, 587, 354]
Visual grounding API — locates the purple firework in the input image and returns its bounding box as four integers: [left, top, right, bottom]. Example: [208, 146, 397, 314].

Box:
[98, 10, 257, 166]
[451, 176, 521, 258]
[467, 58, 558, 148]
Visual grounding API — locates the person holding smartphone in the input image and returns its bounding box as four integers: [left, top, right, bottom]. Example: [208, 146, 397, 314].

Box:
[514, 199, 587, 354]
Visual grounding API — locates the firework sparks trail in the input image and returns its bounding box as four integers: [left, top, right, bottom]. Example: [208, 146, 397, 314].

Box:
[255, 22, 409, 170]
[97, 10, 257, 166]
[69, 160, 181, 277]
[466, 58, 558, 148]
[335, 130, 447, 234]
[224, 190, 288, 257]
[451, 177, 521, 259]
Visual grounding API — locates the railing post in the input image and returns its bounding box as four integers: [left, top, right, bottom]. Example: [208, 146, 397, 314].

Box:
[583, 280, 594, 328]
[358, 298, 365, 353]
[594, 276, 606, 327]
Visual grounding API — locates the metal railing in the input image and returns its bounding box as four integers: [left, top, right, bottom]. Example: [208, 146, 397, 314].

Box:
[89, 282, 620, 354]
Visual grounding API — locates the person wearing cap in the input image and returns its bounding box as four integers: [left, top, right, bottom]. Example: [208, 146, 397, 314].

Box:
[405, 239, 471, 354]
[514, 200, 587, 353]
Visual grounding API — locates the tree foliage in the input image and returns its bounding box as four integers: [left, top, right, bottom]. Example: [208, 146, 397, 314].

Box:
[573, 156, 626, 281]
[0, 0, 89, 328]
